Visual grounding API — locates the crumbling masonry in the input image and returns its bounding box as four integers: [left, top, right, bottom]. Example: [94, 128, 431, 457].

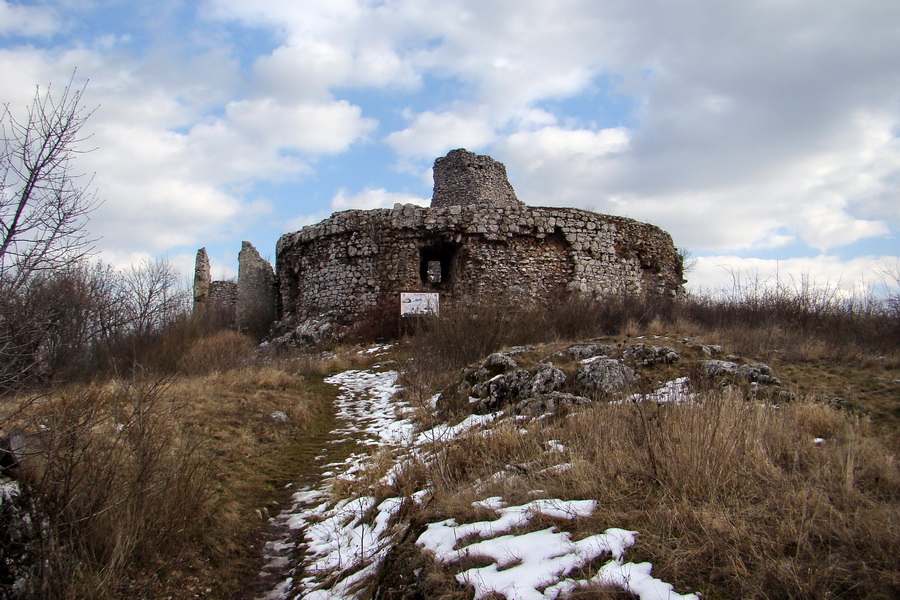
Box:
[195, 149, 685, 340]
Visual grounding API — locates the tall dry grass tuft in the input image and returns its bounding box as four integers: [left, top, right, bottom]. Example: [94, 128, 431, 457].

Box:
[177, 329, 256, 375]
[12, 378, 211, 599]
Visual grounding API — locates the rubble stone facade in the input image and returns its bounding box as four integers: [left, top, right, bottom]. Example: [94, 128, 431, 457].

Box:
[431, 149, 521, 209]
[195, 149, 685, 340]
[275, 149, 684, 332]
[236, 241, 277, 336]
[208, 281, 237, 322]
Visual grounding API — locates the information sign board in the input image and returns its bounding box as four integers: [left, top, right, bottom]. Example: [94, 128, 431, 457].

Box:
[400, 292, 440, 316]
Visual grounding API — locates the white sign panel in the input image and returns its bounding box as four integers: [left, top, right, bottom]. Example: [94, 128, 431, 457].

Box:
[400, 292, 440, 316]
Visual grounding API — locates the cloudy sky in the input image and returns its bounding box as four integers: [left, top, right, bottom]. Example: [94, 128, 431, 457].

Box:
[2, 0, 897, 293]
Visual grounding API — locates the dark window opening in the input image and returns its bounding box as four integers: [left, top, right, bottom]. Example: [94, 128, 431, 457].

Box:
[419, 242, 459, 288]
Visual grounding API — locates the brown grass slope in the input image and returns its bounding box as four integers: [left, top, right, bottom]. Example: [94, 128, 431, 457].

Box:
[1, 286, 897, 600]
[382, 293, 899, 600]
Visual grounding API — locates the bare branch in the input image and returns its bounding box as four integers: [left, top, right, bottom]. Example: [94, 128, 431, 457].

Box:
[0, 73, 99, 294]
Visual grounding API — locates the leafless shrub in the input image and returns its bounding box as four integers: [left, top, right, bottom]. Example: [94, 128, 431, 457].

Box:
[9, 378, 211, 599]
[120, 257, 189, 338]
[681, 272, 899, 360]
[0, 75, 98, 294]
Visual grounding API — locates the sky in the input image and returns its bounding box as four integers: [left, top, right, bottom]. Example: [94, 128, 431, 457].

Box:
[1, 0, 898, 295]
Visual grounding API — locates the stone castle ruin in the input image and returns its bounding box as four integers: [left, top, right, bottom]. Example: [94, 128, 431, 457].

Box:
[194, 149, 685, 342]
[193, 242, 276, 337]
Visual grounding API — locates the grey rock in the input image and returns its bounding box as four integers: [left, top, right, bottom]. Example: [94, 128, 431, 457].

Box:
[558, 343, 616, 361]
[482, 353, 518, 371]
[703, 360, 739, 377]
[736, 363, 782, 386]
[505, 346, 535, 356]
[576, 359, 639, 394]
[517, 392, 591, 416]
[271, 315, 336, 347]
[699, 344, 724, 356]
[527, 363, 567, 396]
[624, 343, 681, 366]
[1, 477, 52, 598]
[471, 369, 534, 413]
[0, 428, 26, 473]
[703, 360, 781, 386]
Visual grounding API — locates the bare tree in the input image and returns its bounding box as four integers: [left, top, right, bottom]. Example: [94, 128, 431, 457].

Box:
[0, 75, 98, 294]
[122, 257, 190, 337]
[1, 76, 98, 393]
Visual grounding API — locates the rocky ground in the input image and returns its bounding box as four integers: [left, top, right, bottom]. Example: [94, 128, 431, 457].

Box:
[249, 335, 844, 600]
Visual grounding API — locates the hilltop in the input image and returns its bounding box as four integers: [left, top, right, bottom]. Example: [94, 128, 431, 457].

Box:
[2, 292, 898, 600]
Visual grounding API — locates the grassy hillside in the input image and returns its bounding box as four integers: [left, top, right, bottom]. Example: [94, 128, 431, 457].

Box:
[1, 290, 897, 599]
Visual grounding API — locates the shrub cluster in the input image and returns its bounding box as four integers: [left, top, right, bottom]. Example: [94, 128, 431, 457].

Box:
[0, 258, 198, 393]
[7, 379, 210, 599]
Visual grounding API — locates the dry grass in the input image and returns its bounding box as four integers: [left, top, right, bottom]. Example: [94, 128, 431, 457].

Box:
[0, 344, 333, 599]
[397, 392, 899, 599]
[391, 289, 900, 599]
[1, 280, 895, 599]
[177, 329, 256, 375]
[2, 378, 211, 599]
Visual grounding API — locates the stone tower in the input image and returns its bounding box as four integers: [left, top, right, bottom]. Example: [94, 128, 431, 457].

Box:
[431, 148, 523, 209]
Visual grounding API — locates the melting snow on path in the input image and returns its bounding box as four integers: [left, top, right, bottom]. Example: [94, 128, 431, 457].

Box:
[256, 365, 699, 600]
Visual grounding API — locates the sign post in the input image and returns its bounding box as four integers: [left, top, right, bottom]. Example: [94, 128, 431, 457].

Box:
[400, 292, 440, 317]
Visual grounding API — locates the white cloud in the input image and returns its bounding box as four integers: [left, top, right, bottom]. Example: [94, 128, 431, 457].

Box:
[386, 110, 496, 157]
[330, 187, 428, 211]
[253, 38, 419, 100]
[3, 0, 897, 286]
[0, 39, 377, 263]
[0, 1, 60, 38]
[96, 250, 199, 287]
[209, 0, 422, 99]
[282, 212, 329, 233]
[187, 97, 376, 181]
[205, 0, 900, 255]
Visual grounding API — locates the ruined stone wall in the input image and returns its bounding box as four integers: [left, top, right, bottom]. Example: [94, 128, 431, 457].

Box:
[192, 241, 276, 336]
[193, 248, 211, 306]
[431, 149, 522, 209]
[236, 241, 277, 337]
[208, 281, 237, 325]
[201, 149, 684, 340]
[193, 247, 237, 326]
[275, 203, 683, 326]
